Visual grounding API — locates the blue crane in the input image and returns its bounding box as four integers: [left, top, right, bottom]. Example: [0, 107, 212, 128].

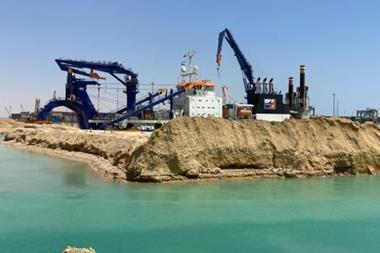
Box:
[38, 59, 187, 129]
[216, 28, 256, 98]
[217, 29, 290, 116]
[56, 59, 139, 112]
[38, 59, 139, 129]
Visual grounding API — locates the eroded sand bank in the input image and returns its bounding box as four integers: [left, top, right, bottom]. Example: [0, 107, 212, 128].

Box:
[2, 117, 380, 182]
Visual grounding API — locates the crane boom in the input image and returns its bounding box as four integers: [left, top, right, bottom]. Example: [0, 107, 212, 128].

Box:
[4, 106, 11, 117]
[216, 28, 256, 93]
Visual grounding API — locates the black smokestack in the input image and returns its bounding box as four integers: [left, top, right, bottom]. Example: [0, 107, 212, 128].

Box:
[288, 77, 294, 109]
[300, 65, 306, 98]
[269, 78, 273, 94]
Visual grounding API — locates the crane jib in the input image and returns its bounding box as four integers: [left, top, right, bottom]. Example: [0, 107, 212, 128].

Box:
[216, 28, 256, 93]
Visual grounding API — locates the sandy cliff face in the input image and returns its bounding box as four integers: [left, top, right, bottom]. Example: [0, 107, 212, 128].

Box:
[4, 117, 380, 182]
[3, 124, 150, 179]
[125, 117, 380, 181]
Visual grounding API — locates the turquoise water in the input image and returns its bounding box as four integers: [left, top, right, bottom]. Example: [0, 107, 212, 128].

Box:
[1, 142, 380, 252]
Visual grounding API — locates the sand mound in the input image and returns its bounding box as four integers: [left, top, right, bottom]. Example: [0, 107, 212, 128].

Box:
[0, 119, 24, 132]
[125, 117, 380, 181]
[4, 117, 380, 182]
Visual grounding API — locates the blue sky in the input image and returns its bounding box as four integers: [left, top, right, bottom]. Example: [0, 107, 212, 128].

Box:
[1, 0, 379, 116]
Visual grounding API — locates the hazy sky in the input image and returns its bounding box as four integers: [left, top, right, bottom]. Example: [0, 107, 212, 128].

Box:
[1, 0, 379, 117]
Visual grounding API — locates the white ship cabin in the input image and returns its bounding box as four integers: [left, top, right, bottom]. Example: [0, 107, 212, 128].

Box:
[174, 80, 223, 118]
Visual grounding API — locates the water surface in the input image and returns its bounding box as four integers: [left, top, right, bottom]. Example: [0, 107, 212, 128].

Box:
[0, 142, 380, 253]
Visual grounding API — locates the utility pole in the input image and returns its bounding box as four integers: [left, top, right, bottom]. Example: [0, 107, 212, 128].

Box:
[332, 92, 336, 116]
[97, 87, 100, 113]
[337, 100, 339, 117]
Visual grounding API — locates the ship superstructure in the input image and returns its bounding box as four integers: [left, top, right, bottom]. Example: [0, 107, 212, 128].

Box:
[173, 51, 223, 118]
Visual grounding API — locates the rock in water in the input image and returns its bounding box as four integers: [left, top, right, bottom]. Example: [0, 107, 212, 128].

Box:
[62, 246, 96, 253]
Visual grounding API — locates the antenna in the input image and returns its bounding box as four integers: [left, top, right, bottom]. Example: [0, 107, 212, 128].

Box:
[180, 50, 199, 83]
[184, 50, 196, 69]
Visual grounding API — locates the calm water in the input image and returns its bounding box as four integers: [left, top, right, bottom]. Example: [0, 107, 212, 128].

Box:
[1, 141, 380, 252]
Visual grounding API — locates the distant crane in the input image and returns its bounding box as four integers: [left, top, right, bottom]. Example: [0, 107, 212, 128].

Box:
[4, 106, 12, 118]
[20, 104, 25, 112]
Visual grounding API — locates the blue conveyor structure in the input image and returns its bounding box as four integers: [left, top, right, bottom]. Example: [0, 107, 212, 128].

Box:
[107, 88, 184, 125]
[38, 59, 185, 129]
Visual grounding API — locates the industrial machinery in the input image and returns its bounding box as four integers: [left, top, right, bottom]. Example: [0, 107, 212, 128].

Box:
[38, 59, 186, 129]
[216, 28, 290, 121]
[355, 108, 379, 123]
[285, 65, 314, 119]
[223, 103, 253, 120]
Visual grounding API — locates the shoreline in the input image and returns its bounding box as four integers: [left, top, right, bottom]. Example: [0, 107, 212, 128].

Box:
[1, 140, 127, 182]
[1, 139, 373, 185]
[2, 117, 380, 183]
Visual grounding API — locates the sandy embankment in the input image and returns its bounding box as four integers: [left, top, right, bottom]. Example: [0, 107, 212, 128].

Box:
[125, 117, 380, 181]
[0, 118, 24, 133]
[1, 119, 151, 181]
[2, 117, 380, 182]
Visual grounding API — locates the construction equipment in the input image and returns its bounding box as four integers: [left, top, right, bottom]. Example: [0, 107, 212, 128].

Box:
[38, 59, 125, 129]
[285, 65, 314, 118]
[38, 59, 186, 129]
[55, 59, 139, 112]
[108, 88, 185, 126]
[223, 103, 253, 120]
[355, 108, 379, 123]
[217, 28, 290, 121]
[217, 29, 256, 95]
